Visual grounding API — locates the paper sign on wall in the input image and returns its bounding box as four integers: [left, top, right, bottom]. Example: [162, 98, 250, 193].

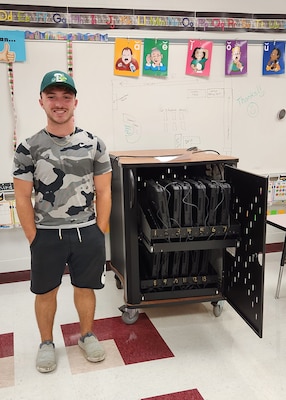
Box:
[114, 38, 142, 77]
[185, 40, 213, 76]
[0, 30, 26, 63]
[0, 201, 13, 226]
[225, 40, 247, 76]
[262, 41, 285, 75]
[143, 39, 169, 77]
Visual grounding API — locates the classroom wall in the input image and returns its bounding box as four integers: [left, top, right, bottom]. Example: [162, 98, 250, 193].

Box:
[2, 2, 286, 180]
[1, 1, 286, 272]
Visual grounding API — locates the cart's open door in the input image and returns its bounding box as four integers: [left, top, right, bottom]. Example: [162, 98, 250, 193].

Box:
[224, 166, 268, 337]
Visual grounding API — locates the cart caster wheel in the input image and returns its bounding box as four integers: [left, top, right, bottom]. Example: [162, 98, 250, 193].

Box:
[114, 274, 123, 289]
[212, 300, 224, 317]
[121, 309, 139, 325]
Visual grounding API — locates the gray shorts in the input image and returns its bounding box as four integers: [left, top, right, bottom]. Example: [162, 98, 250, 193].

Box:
[30, 224, 106, 294]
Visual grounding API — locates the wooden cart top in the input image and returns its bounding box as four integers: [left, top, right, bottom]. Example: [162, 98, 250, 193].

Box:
[109, 149, 239, 166]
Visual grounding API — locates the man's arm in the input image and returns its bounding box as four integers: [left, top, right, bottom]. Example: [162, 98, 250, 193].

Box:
[93, 171, 112, 233]
[13, 177, 36, 244]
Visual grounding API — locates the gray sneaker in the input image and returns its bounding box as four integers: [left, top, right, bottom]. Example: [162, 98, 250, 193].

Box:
[36, 341, 56, 373]
[78, 333, 105, 362]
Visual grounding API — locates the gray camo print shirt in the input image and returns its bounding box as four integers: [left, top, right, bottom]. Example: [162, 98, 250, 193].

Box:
[13, 127, 112, 228]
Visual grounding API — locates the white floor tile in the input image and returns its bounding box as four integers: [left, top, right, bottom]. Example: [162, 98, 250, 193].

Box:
[0, 252, 286, 400]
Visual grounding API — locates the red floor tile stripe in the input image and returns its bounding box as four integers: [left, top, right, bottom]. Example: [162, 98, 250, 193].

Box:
[61, 313, 174, 364]
[0, 333, 14, 358]
[141, 388, 204, 399]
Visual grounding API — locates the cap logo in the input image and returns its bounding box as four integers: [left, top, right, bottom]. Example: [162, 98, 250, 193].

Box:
[51, 73, 67, 84]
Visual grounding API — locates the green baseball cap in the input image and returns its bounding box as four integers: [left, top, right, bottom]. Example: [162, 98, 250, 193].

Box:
[40, 70, 77, 95]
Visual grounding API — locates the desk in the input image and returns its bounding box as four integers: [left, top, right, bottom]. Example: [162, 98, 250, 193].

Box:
[267, 214, 286, 298]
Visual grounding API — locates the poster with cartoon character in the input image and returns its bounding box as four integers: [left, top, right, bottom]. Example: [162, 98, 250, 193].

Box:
[143, 39, 169, 77]
[185, 40, 213, 77]
[262, 41, 285, 75]
[0, 30, 26, 63]
[114, 38, 141, 77]
[225, 40, 247, 76]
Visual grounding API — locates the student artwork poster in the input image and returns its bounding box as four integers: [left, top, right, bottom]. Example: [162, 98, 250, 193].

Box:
[263, 41, 285, 75]
[185, 40, 213, 77]
[225, 40, 247, 76]
[114, 38, 142, 77]
[143, 39, 169, 77]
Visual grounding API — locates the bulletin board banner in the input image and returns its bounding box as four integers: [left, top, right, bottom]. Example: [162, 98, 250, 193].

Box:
[1, 4, 286, 32]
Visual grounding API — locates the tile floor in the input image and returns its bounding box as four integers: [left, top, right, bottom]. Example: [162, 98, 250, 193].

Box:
[0, 252, 286, 400]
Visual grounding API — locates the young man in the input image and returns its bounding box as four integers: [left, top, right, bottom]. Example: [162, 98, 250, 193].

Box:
[12, 70, 112, 373]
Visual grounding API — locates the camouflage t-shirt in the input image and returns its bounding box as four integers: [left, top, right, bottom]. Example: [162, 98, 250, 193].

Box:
[13, 127, 112, 228]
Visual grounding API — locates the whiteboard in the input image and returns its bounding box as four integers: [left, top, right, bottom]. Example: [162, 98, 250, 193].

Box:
[2, 37, 286, 184]
[111, 42, 233, 154]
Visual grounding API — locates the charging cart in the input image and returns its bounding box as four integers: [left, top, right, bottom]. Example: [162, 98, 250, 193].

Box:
[109, 149, 267, 337]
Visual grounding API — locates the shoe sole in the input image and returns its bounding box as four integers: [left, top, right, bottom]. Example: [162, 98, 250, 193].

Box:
[36, 364, 57, 373]
[86, 354, 105, 362]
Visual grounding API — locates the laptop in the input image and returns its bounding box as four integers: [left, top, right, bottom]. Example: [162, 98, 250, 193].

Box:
[181, 250, 190, 276]
[216, 181, 231, 225]
[160, 252, 170, 279]
[171, 251, 181, 277]
[159, 179, 182, 227]
[184, 179, 206, 226]
[145, 179, 171, 228]
[178, 180, 193, 227]
[199, 178, 220, 225]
